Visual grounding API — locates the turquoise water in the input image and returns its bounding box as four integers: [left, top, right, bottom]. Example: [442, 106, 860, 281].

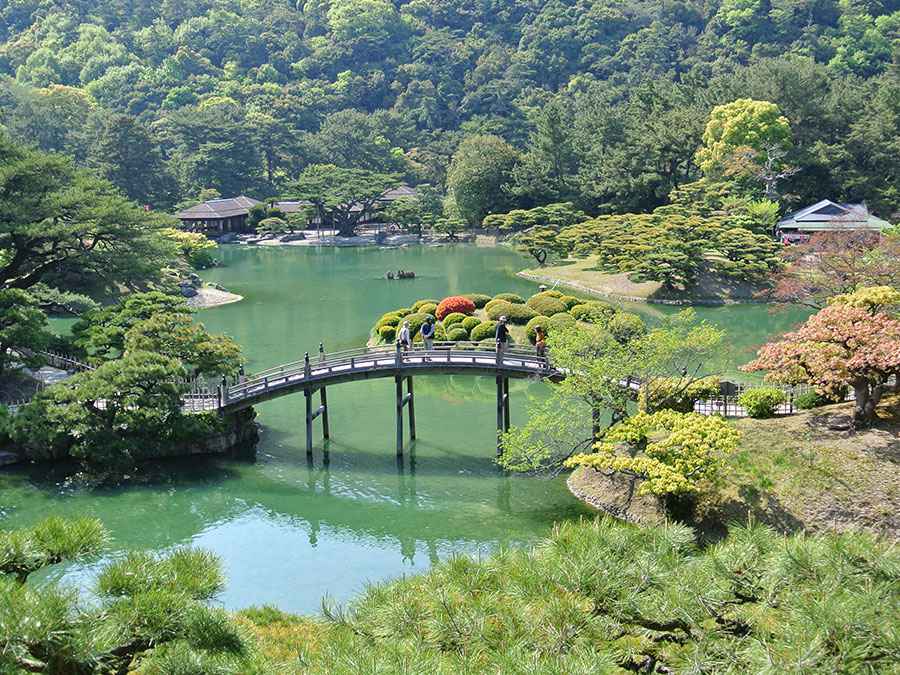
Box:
[1, 245, 809, 613]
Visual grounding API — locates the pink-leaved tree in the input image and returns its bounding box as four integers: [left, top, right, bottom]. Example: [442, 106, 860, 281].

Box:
[743, 304, 900, 427]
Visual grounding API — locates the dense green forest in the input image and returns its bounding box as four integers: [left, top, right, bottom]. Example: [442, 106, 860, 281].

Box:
[0, 0, 897, 217]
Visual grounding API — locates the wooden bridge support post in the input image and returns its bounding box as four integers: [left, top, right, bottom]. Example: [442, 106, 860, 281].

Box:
[320, 387, 330, 440]
[407, 376, 416, 441]
[395, 376, 404, 456]
[305, 389, 314, 457]
[592, 402, 601, 439]
[496, 376, 510, 456]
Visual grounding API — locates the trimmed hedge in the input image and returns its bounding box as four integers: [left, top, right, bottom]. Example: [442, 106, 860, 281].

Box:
[794, 391, 830, 410]
[436, 296, 476, 320]
[569, 301, 617, 323]
[525, 316, 550, 343]
[447, 327, 469, 342]
[548, 312, 576, 332]
[375, 313, 402, 330]
[395, 307, 412, 317]
[471, 321, 498, 341]
[539, 289, 563, 298]
[738, 387, 786, 418]
[378, 325, 396, 342]
[442, 312, 467, 327]
[485, 300, 539, 324]
[417, 302, 438, 316]
[527, 292, 568, 316]
[559, 295, 582, 310]
[493, 293, 525, 304]
[461, 316, 481, 332]
[608, 313, 646, 343]
[463, 293, 492, 308]
[412, 299, 440, 312]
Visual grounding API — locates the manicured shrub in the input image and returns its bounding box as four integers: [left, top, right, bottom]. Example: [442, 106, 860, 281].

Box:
[794, 391, 829, 410]
[461, 316, 481, 332]
[471, 320, 498, 342]
[485, 299, 538, 324]
[463, 293, 492, 308]
[412, 299, 440, 312]
[417, 302, 438, 316]
[378, 325, 396, 342]
[442, 312, 467, 327]
[435, 296, 476, 320]
[608, 312, 646, 343]
[538, 289, 563, 298]
[447, 327, 469, 342]
[569, 301, 617, 323]
[375, 313, 402, 330]
[395, 307, 412, 317]
[493, 293, 525, 304]
[548, 312, 576, 332]
[559, 295, 582, 310]
[738, 387, 786, 418]
[527, 292, 568, 316]
[525, 316, 550, 344]
[640, 376, 721, 413]
[402, 312, 431, 338]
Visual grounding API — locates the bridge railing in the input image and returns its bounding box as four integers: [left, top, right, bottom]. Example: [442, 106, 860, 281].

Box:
[223, 342, 548, 404]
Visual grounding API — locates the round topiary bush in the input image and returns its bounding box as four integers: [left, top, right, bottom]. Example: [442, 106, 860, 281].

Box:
[442, 312, 467, 327]
[375, 313, 402, 330]
[608, 313, 646, 343]
[525, 316, 551, 344]
[401, 312, 431, 338]
[471, 320, 498, 342]
[737, 387, 786, 418]
[794, 391, 829, 410]
[461, 316, 481, 332]
[435, 296, 476, 320]
[446, 326, 469, 342]
[559, 295, 582, 310]
[395, 307, 412, 317]
[463, 293, 492, 308]
[526, 292, 568, 316]
[378, 325, 396, 342]
[569, 301, 617, 323]
[493, 293, 525, 304]
[548, 312, 576, 332]
[412, 299, 440, 312]
[416, 302, 438, 316]
[539, 289, 563, 298]
[485, 299, 539, 324]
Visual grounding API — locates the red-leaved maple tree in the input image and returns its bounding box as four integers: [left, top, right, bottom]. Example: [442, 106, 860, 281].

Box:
[743, 304, 900, 426]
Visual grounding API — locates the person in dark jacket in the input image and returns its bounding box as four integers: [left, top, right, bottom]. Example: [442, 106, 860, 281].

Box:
[495, 315, 509, 358]
[421, 316, 435, 351]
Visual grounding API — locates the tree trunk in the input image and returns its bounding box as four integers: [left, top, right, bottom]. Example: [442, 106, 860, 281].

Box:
[852, 381, 883, 428]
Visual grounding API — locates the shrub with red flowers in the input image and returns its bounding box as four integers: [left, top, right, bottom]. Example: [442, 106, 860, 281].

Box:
[435, 296, 476, 321]
[742, 303, 900, 427]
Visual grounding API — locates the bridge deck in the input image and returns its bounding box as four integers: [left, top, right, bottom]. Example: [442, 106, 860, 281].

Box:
[218, 343, 555, 411]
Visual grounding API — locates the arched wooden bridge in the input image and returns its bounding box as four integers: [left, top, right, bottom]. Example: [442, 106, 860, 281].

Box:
[189, 342, 561, 456]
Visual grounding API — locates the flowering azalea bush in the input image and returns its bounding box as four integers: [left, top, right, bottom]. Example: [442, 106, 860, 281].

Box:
[743, 303, 900, 426]
[435, 295, 476, 320]
[564, 410, 740, 496]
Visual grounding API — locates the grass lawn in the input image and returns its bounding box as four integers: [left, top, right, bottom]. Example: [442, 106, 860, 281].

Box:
[520, 256, 761, 305]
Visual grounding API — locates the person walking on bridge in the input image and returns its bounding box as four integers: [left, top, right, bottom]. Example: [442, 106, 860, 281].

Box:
[398, 320, 411, 351]
[495, 315, 509, 359]
[421, 315, 435, 354]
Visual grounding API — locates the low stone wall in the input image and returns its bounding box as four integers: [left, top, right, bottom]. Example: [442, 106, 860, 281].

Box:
[567, 466, 667, 526]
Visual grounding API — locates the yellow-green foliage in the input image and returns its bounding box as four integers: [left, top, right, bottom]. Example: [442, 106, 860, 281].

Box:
[471, 321, 498, 341]
[526, 291, 568, 316]
[737, 387, 786, 418]
[559, 295, 582, 309]
[485, 299, 539, 324]
[829, 285, 900, 314]
[412, 299, 440, 312]
[442, 312, 466, 327]
[566, 411, 740, 495]
[461, 316, 481, 332]
[640, 376, 721, 413]
[569, 301, 617, 323]
[463, 293, 492, 308]
[492, 292, 525, 304]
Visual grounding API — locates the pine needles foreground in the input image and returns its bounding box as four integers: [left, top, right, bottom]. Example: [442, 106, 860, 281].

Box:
[1, 517, 897, 673]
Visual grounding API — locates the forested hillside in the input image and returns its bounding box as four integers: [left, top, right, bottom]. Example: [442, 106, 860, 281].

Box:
[1, 0, 897, 217]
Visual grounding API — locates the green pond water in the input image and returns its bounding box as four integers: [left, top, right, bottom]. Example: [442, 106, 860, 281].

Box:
[1, 245, 810, 614]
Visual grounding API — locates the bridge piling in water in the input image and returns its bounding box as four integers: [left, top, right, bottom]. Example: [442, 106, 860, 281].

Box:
[395, 375, 416, 455]
[496, 376, 510, 455]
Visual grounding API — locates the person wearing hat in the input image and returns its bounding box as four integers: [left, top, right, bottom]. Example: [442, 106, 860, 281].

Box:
[495, 315, 509, 358]
[398, 320, 411, 351]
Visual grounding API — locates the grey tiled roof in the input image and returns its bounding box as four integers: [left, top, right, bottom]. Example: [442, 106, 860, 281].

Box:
[777, 200, 891, 231]
[176, 196, 262, 220]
